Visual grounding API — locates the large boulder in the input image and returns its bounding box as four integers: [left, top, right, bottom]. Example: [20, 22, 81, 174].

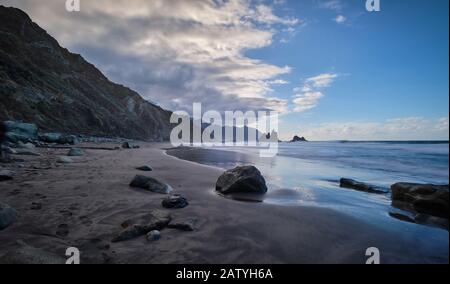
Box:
[129, 175, 172, 194]
[216, 166, 268, 195]
[4, 121, 38, 143]
[340, 178, 389, 194]
[0, 202, 18, 230]
[391, 183, 449, 219]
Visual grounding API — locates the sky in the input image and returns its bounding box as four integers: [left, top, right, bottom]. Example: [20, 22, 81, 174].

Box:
[2, 0, 449, 140]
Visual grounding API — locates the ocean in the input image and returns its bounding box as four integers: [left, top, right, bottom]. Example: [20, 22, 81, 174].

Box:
[167, 141, 449, 233]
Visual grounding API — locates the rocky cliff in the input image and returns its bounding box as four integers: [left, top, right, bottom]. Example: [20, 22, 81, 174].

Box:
[0, 6, 172, 141]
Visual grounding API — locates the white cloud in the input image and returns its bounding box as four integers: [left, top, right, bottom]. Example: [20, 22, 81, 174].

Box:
[320, 0, 343, 12]
[292, 73, 338, 113]
[334, 15, 346, 24]
[3, 0, 299, 113]
[294, 117, 450, 141]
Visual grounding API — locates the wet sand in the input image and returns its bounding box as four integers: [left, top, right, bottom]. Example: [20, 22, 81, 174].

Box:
[0, 143, 448, 264]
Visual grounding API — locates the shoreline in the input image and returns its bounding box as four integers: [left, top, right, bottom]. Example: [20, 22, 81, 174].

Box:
[0, 142, 448, 264]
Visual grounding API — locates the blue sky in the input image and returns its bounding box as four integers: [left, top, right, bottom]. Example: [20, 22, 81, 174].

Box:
[247, 0, 449, 140]
[4, 0, 449, 140]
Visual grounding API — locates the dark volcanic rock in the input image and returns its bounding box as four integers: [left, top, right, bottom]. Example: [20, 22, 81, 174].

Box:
[0, 170, 14, 181]
[122, 142, 140, 149]
[0, 6, 172, 141]
[290, 135, 307, 142]
[136, 165, 152, 172]
[3, 121, 38, 143]
[340, 178, 389, 194]
[391, 183, 449, 219]
[162, 194, 189, 209]
[112, 210, 171, 242]
[216, 166, 268, 195]
[0, 202, 18, 230]
[130, 175, 172, 194]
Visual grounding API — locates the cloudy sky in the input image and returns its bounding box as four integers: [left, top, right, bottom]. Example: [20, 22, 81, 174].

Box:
[2, 0, 449, 140]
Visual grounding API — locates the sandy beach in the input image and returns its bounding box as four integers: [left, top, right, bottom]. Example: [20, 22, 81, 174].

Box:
[0, 142, 447, 264]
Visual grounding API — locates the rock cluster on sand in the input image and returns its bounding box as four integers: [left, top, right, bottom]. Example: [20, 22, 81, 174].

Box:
[0, 202, 18, 230]
[340, 178, 389, 194]
[162, 194, 189, 209]
[130, 175, 172, 194]
[39, 133, 78, 145]
[391, 183, 449, 219]
[3, 121, 38, 143]
[216, 166, 268, 195]
[112, 210, 172, 242]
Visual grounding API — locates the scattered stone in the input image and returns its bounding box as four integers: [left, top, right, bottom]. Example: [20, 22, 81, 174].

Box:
[146, 230, 161, 241]
[57, 156, 74, 164]
[340, 178, 389, 194]
[168, 218, 196, 232]
[0, 170, 14, 181]
[0, 241, 65, 264]
[162, 194, 189, 209]
[4, 121, 38, 143]
[136, 165, 152, 172]
[216, 166, 268, 195]
[122, 142, 140, 149]
[130, 175, 172, 194]
[112, 210, 171, 242]
[30, 202, 42, 210]
[0, 202, 18, 230]
[391, 183, 449, 219]
[68, 148, 84, 157]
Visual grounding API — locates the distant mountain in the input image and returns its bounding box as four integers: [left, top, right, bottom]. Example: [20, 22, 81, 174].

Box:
[0, 6, 172, 141]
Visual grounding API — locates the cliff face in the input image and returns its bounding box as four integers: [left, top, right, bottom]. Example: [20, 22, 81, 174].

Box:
[0, 6, 172, 141]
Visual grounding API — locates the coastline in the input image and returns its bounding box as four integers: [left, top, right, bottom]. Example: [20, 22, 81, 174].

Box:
[0, 142, 448, 264]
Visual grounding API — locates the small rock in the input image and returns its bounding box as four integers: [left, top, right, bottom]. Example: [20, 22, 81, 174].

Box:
[122, 142, 139, 149]
[136, 165, 152, 172]
[216, 166, 268, 195]
[112, 210, 171, 242]
[68, 148, 84, 157]
[130, 175, 172, 194]
[30, 202, 42, 210]
[340, 178, 389, 194]
[0, 170, 14, 181]
[0, 202, 18, 230]
[57, 156, 74, 164]
[146, 230, 161, 242]
[162, 194, 189, 209]
[17, 141, 36, 150]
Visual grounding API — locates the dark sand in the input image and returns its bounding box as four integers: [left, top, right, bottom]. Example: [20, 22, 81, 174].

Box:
[0, 143, 448, 264]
